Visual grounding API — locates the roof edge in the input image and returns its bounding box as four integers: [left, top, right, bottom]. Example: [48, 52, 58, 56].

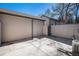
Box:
[0, 9, 45, 21]
[41, 15, 59, 21]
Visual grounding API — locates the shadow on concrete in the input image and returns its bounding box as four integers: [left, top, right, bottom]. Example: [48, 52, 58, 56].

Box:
[57, 48, 72, 56]
[1, 35, 72, 47]
[1, 36, 44, 47]
[1, 37, 33, 46]
[46, 36, 72, 46]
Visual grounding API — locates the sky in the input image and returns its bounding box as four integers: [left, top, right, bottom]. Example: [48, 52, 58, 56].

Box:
[0, 3, 52, 16]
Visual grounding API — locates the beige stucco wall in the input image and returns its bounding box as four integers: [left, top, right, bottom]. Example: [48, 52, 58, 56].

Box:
[51, 24, 79, 39]
[33, 20, 43, 36]
[1, 14, 32, 42]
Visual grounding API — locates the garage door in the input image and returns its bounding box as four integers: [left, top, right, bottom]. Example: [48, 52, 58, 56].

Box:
[1, 14, 32, 42]
[33, 20, 43, 37]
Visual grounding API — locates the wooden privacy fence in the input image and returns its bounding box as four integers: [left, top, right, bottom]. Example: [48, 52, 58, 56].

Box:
[51, 24, 79, 39]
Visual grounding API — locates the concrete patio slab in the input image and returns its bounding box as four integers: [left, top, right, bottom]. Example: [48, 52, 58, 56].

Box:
[0, 37, 72, 56]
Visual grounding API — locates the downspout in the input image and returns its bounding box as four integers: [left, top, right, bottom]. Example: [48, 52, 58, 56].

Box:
[48, 19, 51, 36]
[42, 21, 44, 36]
[0, 14, 3, 46]
[0, 20, 1, 46]
[32, 19, 33, 38]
